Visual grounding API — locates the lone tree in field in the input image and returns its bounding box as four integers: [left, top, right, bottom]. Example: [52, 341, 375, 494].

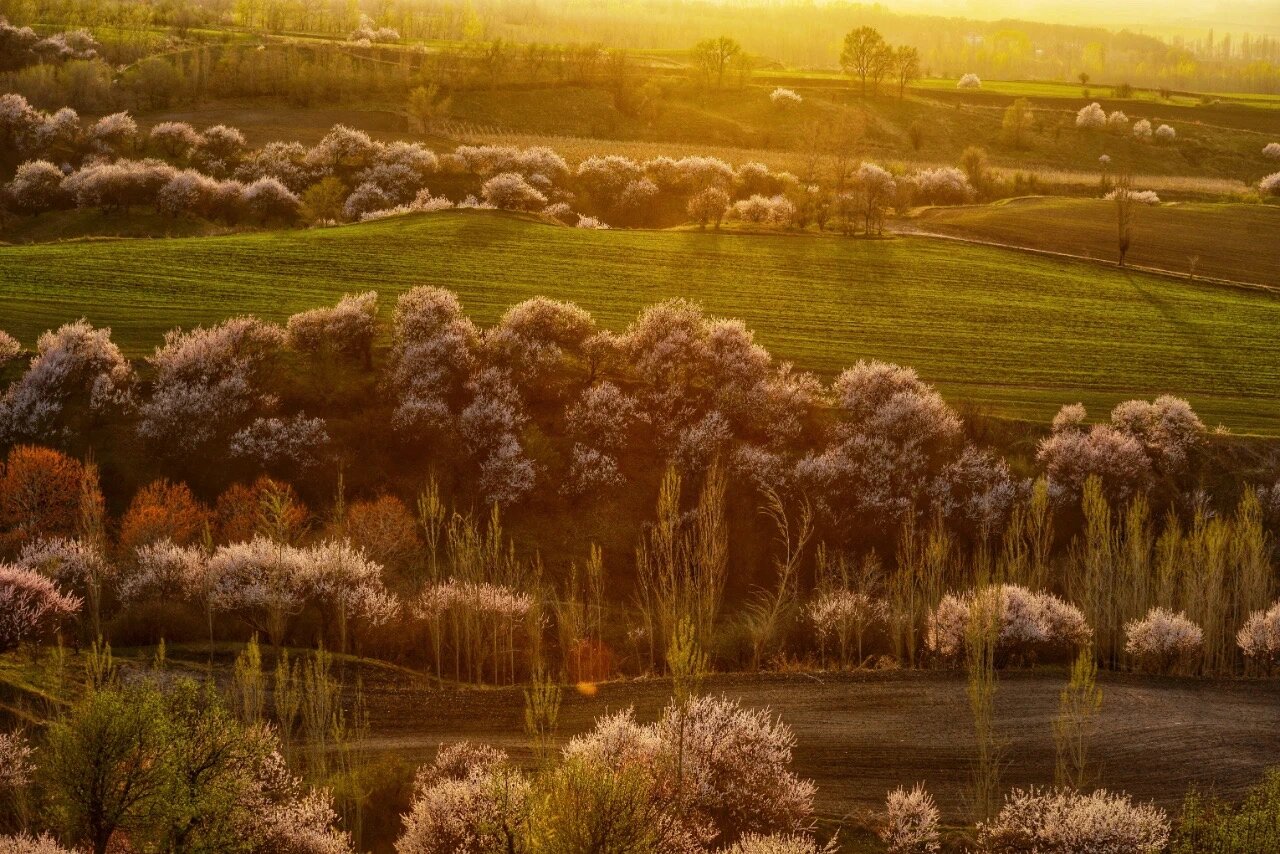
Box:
[1113, 171, 1135, 267]
[1001, 98, 1033, 148]
[893, 46, 920, 98]
[841, 27, 891, 96]
[693, 36, 742, 89]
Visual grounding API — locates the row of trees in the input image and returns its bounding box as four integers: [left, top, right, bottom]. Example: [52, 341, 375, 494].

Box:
[10, 0, 1279, 91]
[2, 288, 1277, 680]
[840, 27, 919, 97]
[2, 99, 992, 230]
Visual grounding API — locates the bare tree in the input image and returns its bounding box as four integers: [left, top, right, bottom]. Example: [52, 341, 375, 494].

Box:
[841, 27, 891, 96]
[1114, 171, 1135, 267]
[692, 36, 742, 89]
[894, 45, 920, 98]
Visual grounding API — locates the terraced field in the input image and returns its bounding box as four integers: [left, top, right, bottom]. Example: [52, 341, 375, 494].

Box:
[4, 210, 1280, 432]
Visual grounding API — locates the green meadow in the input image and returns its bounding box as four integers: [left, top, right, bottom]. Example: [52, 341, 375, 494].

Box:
[4, 210, 1279, 432]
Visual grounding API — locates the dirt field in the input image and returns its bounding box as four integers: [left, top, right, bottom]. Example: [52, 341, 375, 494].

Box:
[352, 668, 1280, 823]
[910, 198, 1280, 287]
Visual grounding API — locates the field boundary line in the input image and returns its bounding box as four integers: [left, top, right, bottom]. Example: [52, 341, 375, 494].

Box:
[892, 225, 1280, 296]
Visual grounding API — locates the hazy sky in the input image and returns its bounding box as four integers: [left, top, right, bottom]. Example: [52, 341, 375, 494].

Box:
[808, 0, 1280, 36]
[955, 0, 1271, 33]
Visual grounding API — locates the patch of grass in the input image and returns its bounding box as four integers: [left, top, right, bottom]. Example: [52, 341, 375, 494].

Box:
[914, 198, 1280, 287]
[3, 210, 1279, 432]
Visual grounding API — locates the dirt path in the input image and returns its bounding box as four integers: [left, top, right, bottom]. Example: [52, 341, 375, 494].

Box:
[354, 669, 1280, 821]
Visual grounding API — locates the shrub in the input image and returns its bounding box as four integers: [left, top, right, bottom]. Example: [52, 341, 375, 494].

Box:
[138, 317, 286, 455]
[1107, 110, 1130, 132]
[0, 446, 86, 544]
[157, 169, 220, 218]
[731, 194, 795, 225]
[242, 177, 300, 222]
[229, 413, 331, 471]
[196, 124, 248, 168]
[1132, 119, 1153, 141]
[688, 186, 731, 227]
[117, 539, 208, 607]
[724, 834, 836, 854]
[576, 155, 644, 198]
[213, 477, 308, 545]
[1264, 142, 1280, 159]
[911, 167, 974, 204]
[1105, 188, 1160, 205]
[389, 287, 478, 436]
[0, 834, 77, 854]
[1124, 607, 1203, 673]
[957, 73, 981, 89]
[1260, 172, 1280, 197]
[0, 563, 80, 653]
[484, 296, 596, 386]
[0, 728, 33, 789]
[86, 111, 137, 155]
[880, 784, 941, 854]
[0, 319, 133, 443]
[927, 584, 1091, 663]
[343, 181, 392, 220]
[148, 121, 201, 158]
[236, 141, 314, 192]
[1155, 124, 1176, 142]
[1037, 405, 1153, 502]
[286, 291, 379, 364]
[796, 360, 962, 528]
[1172, 768, 1280, 853]
[0, 331, 20, 365]
[62, 159, 177, 212]
[563, 696, 816, 848]
[977, 787, 1169, 853]
[1076, 102, 1106, 129]
[1108, 395, 1203, 472]
[118, 479, 211, 553]
[342, 496, 420, 574]
[7, 160, 65, 213]
[769, 87, 803, 108]
[396, 742, 529, 854]
[929, 444, 1019, 533]
[480, 172, 547, 211]
[1237, 601, 1280, 669]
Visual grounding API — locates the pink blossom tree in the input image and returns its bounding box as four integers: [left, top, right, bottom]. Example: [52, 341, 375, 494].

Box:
[0, 562, 81, 652]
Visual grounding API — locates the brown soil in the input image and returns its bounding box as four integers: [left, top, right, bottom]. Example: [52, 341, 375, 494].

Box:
[352, 667, 1280, 822]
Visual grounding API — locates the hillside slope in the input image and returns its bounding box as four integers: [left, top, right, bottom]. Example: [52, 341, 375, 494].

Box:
[3, 210, 1279, 431]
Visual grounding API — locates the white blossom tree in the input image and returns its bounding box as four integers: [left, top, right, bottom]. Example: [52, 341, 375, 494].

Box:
[0, 563, 80, 653]
[138, 317, 286, 454]
[0, 319, 133, 443]
[1124, 607, 1203, 674]
[927, 584, 1091, 664]
[880, 783, 940, 854]
[389, 287, 479, 436]
[976, 787, 1169, 854]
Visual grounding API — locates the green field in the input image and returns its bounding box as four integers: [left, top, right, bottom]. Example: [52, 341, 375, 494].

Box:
[3, 210, 1280, 432]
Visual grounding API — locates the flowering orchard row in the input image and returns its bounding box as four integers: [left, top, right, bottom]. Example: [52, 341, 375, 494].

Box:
[1, 95, 985, 233]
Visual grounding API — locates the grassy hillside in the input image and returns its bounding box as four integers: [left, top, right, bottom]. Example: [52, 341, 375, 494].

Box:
[3, 210, 1280, 432]
[912, 198, 1280, 286]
